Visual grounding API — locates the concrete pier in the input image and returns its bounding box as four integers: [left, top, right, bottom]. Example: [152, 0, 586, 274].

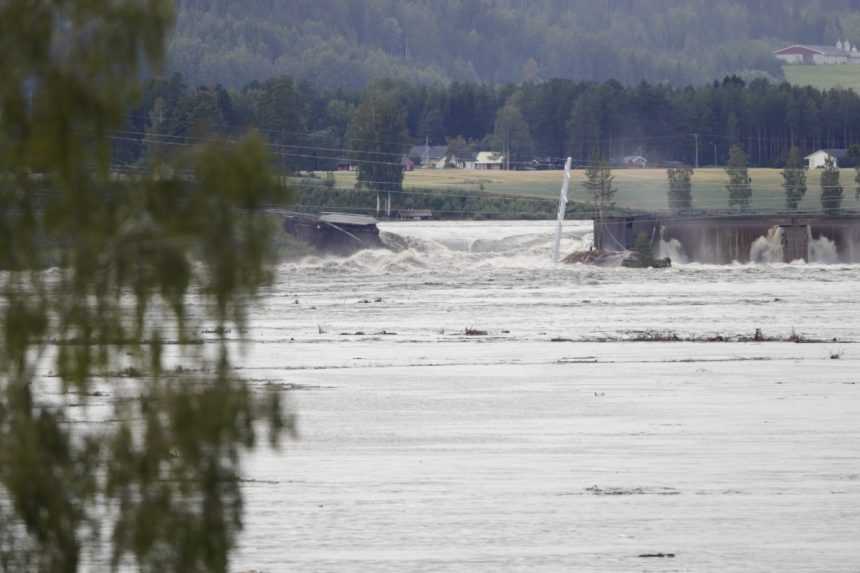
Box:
[595, 214, 860, 264]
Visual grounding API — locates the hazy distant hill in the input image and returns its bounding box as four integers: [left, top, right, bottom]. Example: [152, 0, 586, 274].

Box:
[170, 0, 860, 89]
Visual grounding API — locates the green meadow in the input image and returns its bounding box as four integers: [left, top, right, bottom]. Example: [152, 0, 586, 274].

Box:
[784, 64, 860, 92]
[330, 168, 860, 213]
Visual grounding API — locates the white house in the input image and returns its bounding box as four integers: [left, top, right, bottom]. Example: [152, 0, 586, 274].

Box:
[452, 152, 477, 170]
[805, 149, 847, 169]
[430, 153, 476, 169]
[474, 151, 505, 170]
[408, 145, 448, 168]
[774, 42, 860, 65]
[623, 155, 648, 168]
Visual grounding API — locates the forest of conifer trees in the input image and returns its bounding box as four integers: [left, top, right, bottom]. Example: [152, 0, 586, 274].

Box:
[170, 0, 860, 89]
[123, 74, 860, 171]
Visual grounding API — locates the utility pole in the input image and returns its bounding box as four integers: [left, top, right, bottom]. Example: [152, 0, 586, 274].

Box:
[504, 128, 511, 171]
[693, 133, 700, 169]
[713, 143, 718, 167]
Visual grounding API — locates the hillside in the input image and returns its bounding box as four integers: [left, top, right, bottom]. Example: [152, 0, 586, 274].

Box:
[169, 0, 860, 89]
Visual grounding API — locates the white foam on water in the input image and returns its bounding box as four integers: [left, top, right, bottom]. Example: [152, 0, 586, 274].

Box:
[658, 237, 688, 264]
[750, 226, 784, 263]
[282, 220, 594, 274]
[808, 234, 839, 264]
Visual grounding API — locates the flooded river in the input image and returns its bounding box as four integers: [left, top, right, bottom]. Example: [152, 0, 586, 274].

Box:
[234, 220, 860, 572]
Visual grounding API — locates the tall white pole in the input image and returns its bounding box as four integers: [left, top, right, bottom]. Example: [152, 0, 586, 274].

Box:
[552, 157, 573, 263]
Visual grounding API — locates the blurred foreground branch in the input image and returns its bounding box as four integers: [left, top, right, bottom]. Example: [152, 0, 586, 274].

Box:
[0, 1, 293, 571]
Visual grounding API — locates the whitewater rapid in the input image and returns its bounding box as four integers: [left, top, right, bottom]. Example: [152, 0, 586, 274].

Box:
[231, 220, 860, 572]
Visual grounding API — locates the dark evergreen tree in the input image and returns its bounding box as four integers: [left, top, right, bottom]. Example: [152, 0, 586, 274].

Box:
[667, 167, 694, 212]
[584, 150, 617, 215]
[855, 167, 860, 201]
[820, 156, 844, 215]
[492, 100, 534, 169]
[253, 78, 308, 172]
[725, 145, 752, 210]
[851, 145, 860, 200]
[567, 89, 603, 160]
[782, 146, 807, 210]
[348, 86, 410, 193]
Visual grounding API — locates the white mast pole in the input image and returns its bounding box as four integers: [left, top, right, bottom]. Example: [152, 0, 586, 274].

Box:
[552, 157, 573, 263]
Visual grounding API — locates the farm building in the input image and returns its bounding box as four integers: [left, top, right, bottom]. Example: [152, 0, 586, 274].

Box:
[774, 42, 860, 65]
[474, 151, 505, 170]
[408, 145, 448, 168]
[623, 155, 648, 168]
[806, 149, 847, 169]
[451, 152, 477, 170]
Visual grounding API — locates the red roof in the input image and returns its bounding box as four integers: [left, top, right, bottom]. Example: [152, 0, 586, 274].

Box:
[774, 45, 825, 56]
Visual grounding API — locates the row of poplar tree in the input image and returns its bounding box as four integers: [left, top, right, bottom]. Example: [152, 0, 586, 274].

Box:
[580, 144, 857, 215]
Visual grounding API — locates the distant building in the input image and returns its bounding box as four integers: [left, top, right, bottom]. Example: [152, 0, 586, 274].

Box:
[623, 155, 648, 168]
[420, 148, 471, 169]
[805, 149, 847, 169]
[408, 145, 448, 168]
[774, 42, 860, 65]
[451, 152, 477, 170]
[474, 151, 505, 170]
[424, 151, 478, 170]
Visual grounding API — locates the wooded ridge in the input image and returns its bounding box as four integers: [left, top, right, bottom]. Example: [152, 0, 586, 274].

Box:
[171, 0, 860, 89]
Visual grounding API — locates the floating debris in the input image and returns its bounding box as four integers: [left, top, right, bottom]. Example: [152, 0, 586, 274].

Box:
[563, 248, 671, 268]
[585, 485, 680, 496]
[607, 329, 845, 344]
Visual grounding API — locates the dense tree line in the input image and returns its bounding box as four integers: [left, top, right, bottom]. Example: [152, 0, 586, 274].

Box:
[120, 73, 860, 176]
[169, 0, 860, 89]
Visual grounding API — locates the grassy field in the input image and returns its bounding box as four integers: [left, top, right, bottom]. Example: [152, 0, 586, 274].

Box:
[783, 64, 860, 92]
[330, 168, 860, 213]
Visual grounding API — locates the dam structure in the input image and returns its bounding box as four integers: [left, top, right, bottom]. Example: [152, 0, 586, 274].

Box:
[594, 213, 860, 264]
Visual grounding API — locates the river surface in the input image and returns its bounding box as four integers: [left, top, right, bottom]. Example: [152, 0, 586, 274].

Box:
[233, 220, 860, 572]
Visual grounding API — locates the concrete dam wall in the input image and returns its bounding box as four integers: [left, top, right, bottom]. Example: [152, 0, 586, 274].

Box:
[594, 214, 860, 264]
